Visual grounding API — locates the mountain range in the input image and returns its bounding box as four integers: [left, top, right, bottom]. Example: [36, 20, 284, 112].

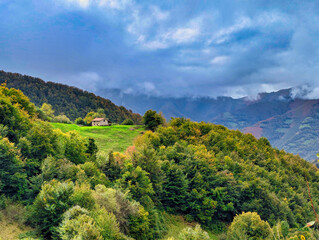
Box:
[98, 88, 319, 161]
[1, 69, 318, 161]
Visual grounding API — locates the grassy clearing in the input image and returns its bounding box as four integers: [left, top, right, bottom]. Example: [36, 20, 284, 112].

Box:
[51, 123, 145, 153]
[0, 203, 33, 240]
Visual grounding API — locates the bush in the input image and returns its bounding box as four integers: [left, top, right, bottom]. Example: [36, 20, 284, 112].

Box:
[58, 210, 102, 240]
[122, 119, 134, 125]
[143, 110, 165, 131]
[52, 114, 72, 124]
[93, 207, 123, 240]
[75, 117, 85, 125]
[227, 212, 272, 240]
[177, 225, 210, 240]
[28, 180, 95, 238]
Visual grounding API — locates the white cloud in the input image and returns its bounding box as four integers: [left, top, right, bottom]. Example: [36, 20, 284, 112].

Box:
[209, 17, 252, 44]
[60, 0, 131, 9]
[169, 27, 200, 44]
[98, 0, 131, 10]
[142, 40, 168, 50]
[150, 5, 169, 21]
[64, 0, 91, 8]
[137, 81, 156, 94]
[55, 71, 102, 92]
[137, 17, 202, 50]
[305, 87, 319, 99]
[209, 11, 286, 44]
[210, 55, 229, 65]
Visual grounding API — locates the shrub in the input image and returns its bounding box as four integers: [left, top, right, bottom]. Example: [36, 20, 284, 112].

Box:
[122, 119, 134, 125]
[29, 180, 95, 238]
[143, 110, 165, 131]
[59, 211, 102, 240]
[227, 212, 272, 240]
[93, 207, 123, 240]
[177, 225, 210, 240]
[52, 114, 72, 124]
[75, 117, 85, 125]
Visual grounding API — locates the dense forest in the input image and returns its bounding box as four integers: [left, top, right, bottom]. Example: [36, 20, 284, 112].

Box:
[1, 84, 319, 239]
[0, 70, 142, 124]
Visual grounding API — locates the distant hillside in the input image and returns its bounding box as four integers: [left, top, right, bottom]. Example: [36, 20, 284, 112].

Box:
[0, 70, 142, 124]
[99, 88, 319, 161]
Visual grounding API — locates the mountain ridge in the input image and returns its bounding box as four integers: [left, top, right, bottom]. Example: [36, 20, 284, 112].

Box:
[0, 70, 142, 124]
[98, 87, 319, 161]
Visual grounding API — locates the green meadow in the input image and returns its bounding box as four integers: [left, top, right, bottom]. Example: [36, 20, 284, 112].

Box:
[51, 123, 145, 153]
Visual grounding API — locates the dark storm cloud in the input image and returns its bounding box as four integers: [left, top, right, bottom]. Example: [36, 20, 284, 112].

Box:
[1, 0, 319, 98]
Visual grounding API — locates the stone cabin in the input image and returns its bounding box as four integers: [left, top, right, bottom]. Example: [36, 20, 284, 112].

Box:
[91, 118, 111, 126]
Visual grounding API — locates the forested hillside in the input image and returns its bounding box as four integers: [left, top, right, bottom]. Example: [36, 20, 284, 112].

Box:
[0, 70, 142, 124]
[100, 88, 319, 161]
[0, 84, 319, 239]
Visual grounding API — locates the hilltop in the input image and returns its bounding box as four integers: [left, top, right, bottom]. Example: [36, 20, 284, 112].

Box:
[0, 70, 142, 124]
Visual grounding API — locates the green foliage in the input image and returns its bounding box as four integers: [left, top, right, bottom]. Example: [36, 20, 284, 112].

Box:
[86, 137, 98, 159]
[2, 83, 319, 240]
[143, 110, 165, 131]
[51, 123, 145, 153]
[161, 161, 188, 212]
[128, 206, 151, 240]
[176, 225, 211, 240]
[0, 85, 33, 142]
[93, 207, 124, 240]
[128, 118, 319, 229]
[0, 71, 142, 124]
[0, 138, 27, 199]
[52, 114, 72, 124]
[58, 207, 102, 240]
[23, 121, 63, 161]
[119, 163, 154, 206]
[75, 117, 85, 125]
[28, 180, 94, 238]
[122, 119, 134, 125]
[227, 212, 272, 240]
[93, 185, 139, 233]
[40, 103, 54, 119]
[64, 131, 88, 164]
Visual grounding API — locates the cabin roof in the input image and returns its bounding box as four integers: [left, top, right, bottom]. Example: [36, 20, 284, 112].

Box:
[92, 118, 105, 122]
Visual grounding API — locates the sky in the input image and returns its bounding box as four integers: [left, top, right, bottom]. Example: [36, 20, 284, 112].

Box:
[1, 0, 319, 98]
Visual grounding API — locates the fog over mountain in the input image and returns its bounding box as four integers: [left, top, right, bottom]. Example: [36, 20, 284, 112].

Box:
[99, 87, 319, 161]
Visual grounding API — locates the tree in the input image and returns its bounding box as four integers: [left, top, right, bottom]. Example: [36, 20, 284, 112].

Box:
[75, 117, 85, 125]
[52, 114, 71, 124]
[86, 138, 98, 159]
[40, 103, 54, 120]
[119, 163, 154, 207]
[58, 206, 102, 240]
[0, 138, 27, 199]
[122, 119, 134, 125]
[143, 110, 165, 131]
[161, 161, 188, 212]
[177, 225, 210, 240]
[227, 212, 272, 240]
[29, 180, 95, 238]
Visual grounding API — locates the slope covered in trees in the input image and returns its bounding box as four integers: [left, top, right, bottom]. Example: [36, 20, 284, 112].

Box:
[0, 70, 142, 124]
[0, 84, 319, 239]
[100, 88, 319, 161]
